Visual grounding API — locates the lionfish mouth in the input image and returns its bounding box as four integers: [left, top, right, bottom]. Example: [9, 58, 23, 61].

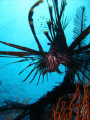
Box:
[43, 53, 61, 75]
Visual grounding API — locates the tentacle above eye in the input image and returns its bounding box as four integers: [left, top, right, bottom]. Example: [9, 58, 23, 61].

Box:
[28, 0, 44, 52]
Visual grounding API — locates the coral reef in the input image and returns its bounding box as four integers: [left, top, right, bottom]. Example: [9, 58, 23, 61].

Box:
[47, 82, 90, 120]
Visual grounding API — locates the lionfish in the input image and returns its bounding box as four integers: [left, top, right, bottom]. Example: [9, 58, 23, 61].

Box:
[0, 0, 90, 85]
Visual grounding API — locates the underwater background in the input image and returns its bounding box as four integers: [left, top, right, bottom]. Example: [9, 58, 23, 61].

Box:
[0, 0, 90, 119]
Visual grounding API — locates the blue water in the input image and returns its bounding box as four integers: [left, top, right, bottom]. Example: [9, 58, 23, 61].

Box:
[0, 0, 90, 118]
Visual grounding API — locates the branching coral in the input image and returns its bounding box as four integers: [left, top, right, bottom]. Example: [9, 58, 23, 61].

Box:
[47, 81, 90, 120]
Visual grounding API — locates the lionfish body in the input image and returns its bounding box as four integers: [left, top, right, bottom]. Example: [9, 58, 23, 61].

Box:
[0, 0, 90, 84]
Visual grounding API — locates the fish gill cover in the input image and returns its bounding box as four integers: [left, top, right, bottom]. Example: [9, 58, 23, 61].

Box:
[0, 0, 90, 120]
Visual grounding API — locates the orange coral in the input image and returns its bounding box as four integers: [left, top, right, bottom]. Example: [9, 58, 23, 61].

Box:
[47, 80, 90, 120]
